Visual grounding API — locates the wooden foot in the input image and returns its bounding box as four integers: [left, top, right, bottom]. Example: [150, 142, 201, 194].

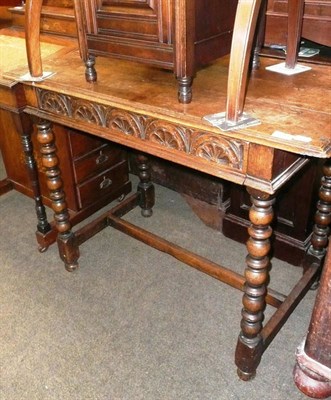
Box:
[235, 189, 274, 379]
[177, 76, 193, 104]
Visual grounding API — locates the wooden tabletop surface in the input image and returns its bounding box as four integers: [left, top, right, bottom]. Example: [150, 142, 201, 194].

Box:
[5, 42, 331, 159]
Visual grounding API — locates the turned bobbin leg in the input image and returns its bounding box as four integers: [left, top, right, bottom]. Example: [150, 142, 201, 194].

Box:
[15, 113, 51, 251]
[235, 188, 275, 380]
[305, 160, 331, 266]
[136, 153, 155, 217]
[36, 120, 80, 271]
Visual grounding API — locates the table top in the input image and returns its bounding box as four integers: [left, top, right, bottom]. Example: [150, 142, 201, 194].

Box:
[5, 43, 330, 192]
[10, 46, 329, 156]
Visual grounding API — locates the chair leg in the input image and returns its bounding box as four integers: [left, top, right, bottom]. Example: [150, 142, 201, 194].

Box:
[225, 0, 262, 123]
[285, 0, 305, 69]
[25, 0, 43, 78]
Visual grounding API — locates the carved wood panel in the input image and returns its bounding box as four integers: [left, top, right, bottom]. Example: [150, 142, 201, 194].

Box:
[35, 88, 246, 172]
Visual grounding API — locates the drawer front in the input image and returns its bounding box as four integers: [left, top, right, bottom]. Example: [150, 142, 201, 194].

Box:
[73, 145, 124, 183]
[69, 129, 109, 158]
[76, 160, 129, 208]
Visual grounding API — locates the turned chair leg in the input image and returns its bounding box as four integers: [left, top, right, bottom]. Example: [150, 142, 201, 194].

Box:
[285, 0, 305, 69]
[235, 188, 274, 380]
[25, 0, 43, 78]
[36, 120, 80, 271]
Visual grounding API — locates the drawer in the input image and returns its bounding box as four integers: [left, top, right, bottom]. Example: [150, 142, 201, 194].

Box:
[76, 160, 129, 209]
[73, 144, 124, 183]
[69, 129, 108, 158]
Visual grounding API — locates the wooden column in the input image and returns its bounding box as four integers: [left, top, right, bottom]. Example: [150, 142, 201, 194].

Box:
[235, 188, 275, 380]
[36, 120, 80, 271]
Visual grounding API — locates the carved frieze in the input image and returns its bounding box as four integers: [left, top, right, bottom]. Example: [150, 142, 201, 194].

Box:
[36, 88, 245, 170]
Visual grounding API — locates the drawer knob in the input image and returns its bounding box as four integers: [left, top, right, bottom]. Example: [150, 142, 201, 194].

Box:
[99, 176, 112, 189]
[96, 151, 109, 165]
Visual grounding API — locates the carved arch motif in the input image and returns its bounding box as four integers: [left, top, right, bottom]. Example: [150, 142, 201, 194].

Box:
[145, 120, 189, 151]
[37, 90, 70, 116]
[105, 109, 144, 138]
[191, 134, 243, 169]
[71, 100, 104, 126]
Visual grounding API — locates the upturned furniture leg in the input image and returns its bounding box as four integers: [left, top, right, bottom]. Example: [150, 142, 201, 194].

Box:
[177, 76, 193, 104]
[136, 153, 155, 217]
[85, 56, 97, 82]
[235, 188, 275, 380]
[17, 114, 51, 251]
[36, 120, 80, 271]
